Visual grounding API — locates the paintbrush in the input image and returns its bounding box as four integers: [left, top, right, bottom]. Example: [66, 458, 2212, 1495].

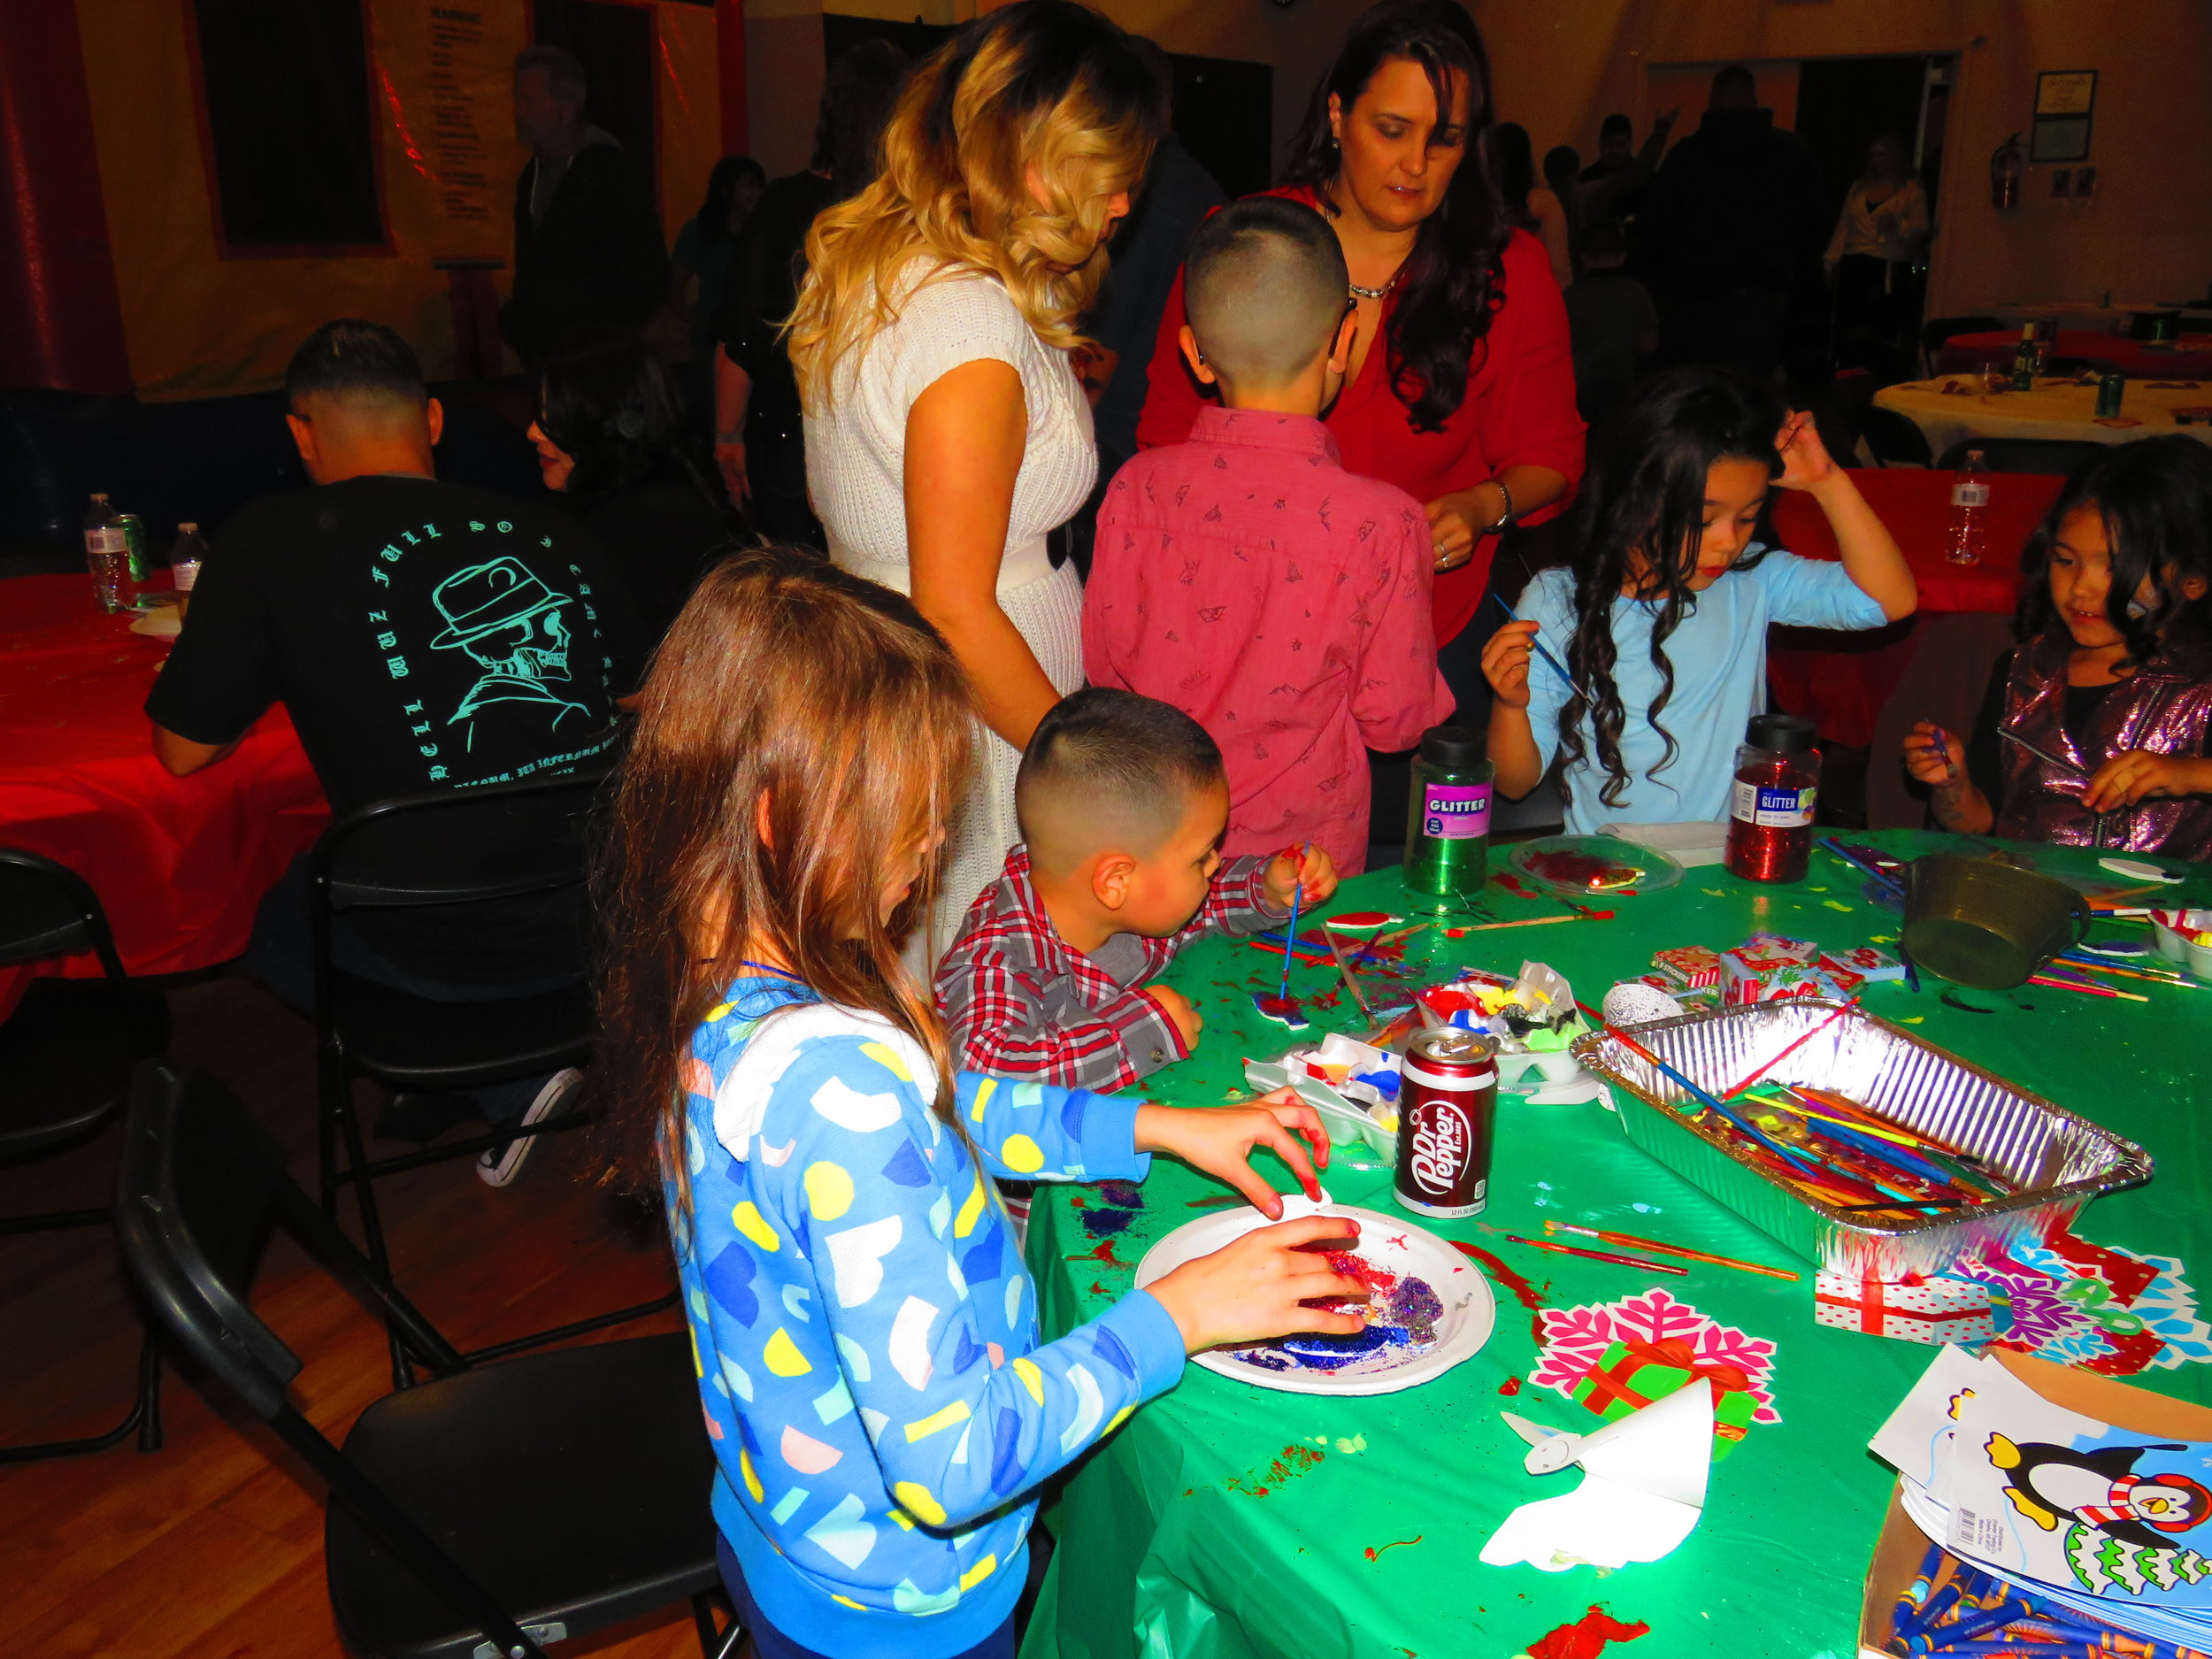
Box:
[1320, 926, 1373, 1019]
[1717, 1002, 1855, 1100]
[1502, 1234, 1688, 1276]
[1454, 911, 1611, 932]
[1276, 841, 1312, 1003]
[1544, 1222, 1800, 1281]
[1998, 725, 2085, 776]
[1489, 594, 1595, 705]
[2027, 973, 2147, 1002]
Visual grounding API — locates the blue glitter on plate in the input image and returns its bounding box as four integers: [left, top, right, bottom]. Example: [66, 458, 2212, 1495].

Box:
[1226, 1272, 1441, 1375]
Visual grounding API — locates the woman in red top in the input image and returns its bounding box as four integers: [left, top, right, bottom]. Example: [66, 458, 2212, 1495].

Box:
[1134, 0, 1584, 716]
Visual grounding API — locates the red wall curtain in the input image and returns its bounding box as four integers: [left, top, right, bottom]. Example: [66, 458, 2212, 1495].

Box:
[717, 0, 748, 156]
[0, 4, 132, 393]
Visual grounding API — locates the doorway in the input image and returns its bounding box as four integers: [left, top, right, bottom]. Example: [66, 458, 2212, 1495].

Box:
[534, 0, 658, 188]
[1793, 53, 1955, 380]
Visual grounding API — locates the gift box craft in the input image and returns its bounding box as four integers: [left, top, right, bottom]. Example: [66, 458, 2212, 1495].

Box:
[1568, 1336, 1762, 1443]
[1814, 1270, 1998, 1346]
[1652, 946, 1722, 990]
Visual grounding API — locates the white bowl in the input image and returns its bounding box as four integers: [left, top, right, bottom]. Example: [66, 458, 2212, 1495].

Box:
[2154, 918, 2190, 964]
[2187, 937, 2212, 985]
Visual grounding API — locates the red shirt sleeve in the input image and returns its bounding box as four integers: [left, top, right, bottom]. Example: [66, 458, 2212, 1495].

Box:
[1133, 260, 1207, 451]
[1475, 231, 1586, 525]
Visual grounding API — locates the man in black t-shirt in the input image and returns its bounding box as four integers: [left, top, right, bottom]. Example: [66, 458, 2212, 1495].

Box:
[149, 320, 644, 1182]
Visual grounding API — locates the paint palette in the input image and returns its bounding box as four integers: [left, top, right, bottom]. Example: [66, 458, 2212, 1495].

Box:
[1134, 1202, 1495, 1396]
[1509, 834, 1684, 898]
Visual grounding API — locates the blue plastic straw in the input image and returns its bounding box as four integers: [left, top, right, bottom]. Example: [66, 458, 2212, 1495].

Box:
[1489, 594, 1594, 704]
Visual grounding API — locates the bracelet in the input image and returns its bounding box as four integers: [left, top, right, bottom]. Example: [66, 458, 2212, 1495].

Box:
[1486, 480, 1516, 534]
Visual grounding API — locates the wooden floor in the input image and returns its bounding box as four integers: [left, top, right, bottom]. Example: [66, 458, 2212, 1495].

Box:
[0, 970, 701, 1658]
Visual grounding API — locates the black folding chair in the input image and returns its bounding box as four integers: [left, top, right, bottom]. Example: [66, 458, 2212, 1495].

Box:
[0, 847, 169, 1463]
[1934, 437, 2106, 476]
[114, 1062, 742, 1659]
[1858, 405, 1934, 468]
[310, 771, 672, 1384]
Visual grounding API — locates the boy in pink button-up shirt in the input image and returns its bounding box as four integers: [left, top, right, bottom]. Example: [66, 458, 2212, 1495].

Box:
[1083, 197, 1450, 875]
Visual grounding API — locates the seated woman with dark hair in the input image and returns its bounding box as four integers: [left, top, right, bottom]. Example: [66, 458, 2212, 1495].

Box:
[528, 326, 745, 641]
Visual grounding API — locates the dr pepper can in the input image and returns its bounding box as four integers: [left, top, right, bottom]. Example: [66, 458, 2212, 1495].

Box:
[1394, 1027, 1498, 1218]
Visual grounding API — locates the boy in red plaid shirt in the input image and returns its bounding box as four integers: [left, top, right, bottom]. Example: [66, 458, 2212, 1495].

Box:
[936, 688, 1335, 1091]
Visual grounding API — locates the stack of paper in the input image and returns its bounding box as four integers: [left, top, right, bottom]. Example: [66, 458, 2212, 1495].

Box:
[1871, 1346, 2212, 1649]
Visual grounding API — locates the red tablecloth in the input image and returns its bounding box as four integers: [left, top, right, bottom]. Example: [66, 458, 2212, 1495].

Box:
[0, 575, 327, 1017]
[1765, 469, 2062, 745]
[1935, 329, 2212, 380]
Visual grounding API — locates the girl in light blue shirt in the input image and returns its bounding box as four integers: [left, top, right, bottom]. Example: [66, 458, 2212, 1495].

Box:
[1485, 367, 1916, 831]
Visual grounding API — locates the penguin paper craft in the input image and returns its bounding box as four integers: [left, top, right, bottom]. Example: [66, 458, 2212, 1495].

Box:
[1988, 1433, 2212, 1550]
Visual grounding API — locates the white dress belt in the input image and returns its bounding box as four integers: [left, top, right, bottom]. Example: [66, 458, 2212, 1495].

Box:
[827, 534, 1056, 598]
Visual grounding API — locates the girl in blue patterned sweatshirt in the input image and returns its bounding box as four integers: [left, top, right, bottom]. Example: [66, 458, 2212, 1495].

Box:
[597, 547, 1368, 1659]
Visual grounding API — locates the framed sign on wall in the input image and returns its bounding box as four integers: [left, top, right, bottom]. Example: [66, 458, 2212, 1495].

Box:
[2030, 68, 2096, 164]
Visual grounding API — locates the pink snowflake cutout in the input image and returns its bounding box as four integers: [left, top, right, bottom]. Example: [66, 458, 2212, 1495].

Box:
[1530, 1289, 1782, 1425]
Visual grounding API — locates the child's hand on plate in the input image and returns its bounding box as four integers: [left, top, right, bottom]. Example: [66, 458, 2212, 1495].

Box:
[1143, 1214, 1369, 1354]
[1133, 1094, 1329, 1218]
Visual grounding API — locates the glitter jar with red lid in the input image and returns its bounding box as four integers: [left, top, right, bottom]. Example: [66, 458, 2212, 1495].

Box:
[1725, 712, 1821, 883]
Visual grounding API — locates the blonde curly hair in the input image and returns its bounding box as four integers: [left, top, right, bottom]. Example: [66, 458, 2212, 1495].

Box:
[787, 0, 1164, 411]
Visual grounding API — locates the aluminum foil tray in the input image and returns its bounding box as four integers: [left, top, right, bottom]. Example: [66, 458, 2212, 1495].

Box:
[1570, 999, 2153, 1278]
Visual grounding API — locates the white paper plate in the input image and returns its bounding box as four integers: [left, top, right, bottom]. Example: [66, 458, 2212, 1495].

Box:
[128, 608, 182, 638]
[1133, 1199, 1494, 1395]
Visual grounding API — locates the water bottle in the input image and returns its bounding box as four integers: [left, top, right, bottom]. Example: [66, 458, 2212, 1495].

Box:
[1944, 450, 1990, 566]
[170, 522, 206, 618]
[83, 492, 128, 613]
[1402, 726, 1494, 903]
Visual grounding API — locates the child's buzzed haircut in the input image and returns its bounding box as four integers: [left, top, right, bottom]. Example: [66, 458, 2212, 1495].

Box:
[1182, 196, 1349, 391]
[1017, 688, 1225, 875]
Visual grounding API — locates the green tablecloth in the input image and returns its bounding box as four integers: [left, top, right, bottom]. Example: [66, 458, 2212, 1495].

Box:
[1018, 832, 2212, 1659]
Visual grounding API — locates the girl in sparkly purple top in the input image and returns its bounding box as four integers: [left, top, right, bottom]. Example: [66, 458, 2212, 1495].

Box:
[1907, 438, 2212, 857]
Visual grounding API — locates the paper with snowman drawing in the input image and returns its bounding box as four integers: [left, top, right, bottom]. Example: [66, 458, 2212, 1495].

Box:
[1873, 1347, 2212, 1607]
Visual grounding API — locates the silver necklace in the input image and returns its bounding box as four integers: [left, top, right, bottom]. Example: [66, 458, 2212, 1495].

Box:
[1348, 275, 1396, 301]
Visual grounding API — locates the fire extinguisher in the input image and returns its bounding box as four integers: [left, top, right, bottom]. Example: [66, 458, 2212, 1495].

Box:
[1991, 132, 2024, 209]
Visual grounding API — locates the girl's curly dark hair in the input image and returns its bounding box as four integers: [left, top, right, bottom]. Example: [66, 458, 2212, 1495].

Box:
[2015, 435, 2212, 668]
[1279, 0, 1509, 434]
[1559, 367, 1785, 809]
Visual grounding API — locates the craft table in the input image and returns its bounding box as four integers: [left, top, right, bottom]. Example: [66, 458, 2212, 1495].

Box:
[1873, 376, 2212, 462]
[1935, 330, 2212, 380]
[1019, 834, 2212, 1659]
[0, 573, 326, 1018]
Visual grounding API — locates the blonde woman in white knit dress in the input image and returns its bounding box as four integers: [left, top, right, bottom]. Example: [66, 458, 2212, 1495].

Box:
[789, 2, 1164, 961]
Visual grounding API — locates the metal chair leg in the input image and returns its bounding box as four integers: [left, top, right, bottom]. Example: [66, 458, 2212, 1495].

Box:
[691, 1589, 746, 1659]
[0, 1314, 163, 1465]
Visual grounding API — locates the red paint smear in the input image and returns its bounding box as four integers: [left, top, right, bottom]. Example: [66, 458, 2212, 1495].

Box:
[1331, 910, 1395, 928]
[1252, 992, 1307, 1025]
[1498, 1376, 1524, 1395]
[1364, 1534, 1424, 1561]
[1227, 1442, 1325, 1497]
[1492, 872, 1542, 900]
[1525, 1606, 1650, 1659]
[1065, 1237, 1130, 1270]
[1452, 1240, 1552, 1342]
